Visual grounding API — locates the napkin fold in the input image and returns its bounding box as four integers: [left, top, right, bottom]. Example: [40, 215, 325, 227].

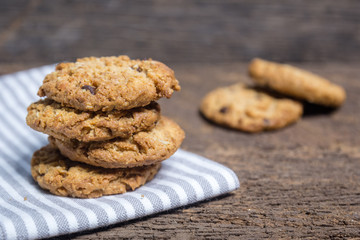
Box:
[0, 65, 239, 240]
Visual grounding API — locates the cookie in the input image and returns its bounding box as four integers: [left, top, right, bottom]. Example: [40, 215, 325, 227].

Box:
[200, 83, 303, 132]
[26, 99, 160, 142]
[249, 58, 346, 107]
[31, 145, 161, 198]
[49, 116, 185, 168]
[38, 56, 181, 111]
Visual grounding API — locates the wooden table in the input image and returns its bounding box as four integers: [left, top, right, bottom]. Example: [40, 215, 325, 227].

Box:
[1, 62, 359, 239]
[1, 1, 360, 239]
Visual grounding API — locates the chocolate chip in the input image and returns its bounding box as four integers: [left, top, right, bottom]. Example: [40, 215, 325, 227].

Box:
[263, 118, 270, 125]
[132, 65, 143, 72]
[81, 85, 96, 95]
[219, 107, 228, 114]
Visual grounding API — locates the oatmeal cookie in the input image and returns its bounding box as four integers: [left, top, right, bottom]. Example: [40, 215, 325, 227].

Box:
[31, 145, 161, 198]
[26, 99, 160, 142]
[38, 56, 180, 111]
[200, 83, 303, 132]
[49, 116, 185, 168]
[249, 58, 346, 107]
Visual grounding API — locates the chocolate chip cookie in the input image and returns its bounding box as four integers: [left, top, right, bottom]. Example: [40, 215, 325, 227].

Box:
[49, 116, 185, 168]
[200, 83, 303, 132]
[26, 99, 160, 142]
[249, 58, 346, 107]
[38, 56, 181, 111]
[31, 145, 161, 198]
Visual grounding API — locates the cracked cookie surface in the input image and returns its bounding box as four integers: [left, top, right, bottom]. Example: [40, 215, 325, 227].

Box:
[38, 56, 180, 111]
[31, 145, 161, 198]
[49, 116, 185, 168]
[200, 83, 303, 132]
[26, 99, 160, 142]
[249, 58, 346, 107]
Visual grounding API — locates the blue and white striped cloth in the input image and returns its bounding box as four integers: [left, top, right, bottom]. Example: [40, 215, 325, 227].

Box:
[0, 65, 240, 240]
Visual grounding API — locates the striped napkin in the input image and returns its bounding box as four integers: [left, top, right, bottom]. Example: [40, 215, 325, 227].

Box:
[0, 65, 240, 240]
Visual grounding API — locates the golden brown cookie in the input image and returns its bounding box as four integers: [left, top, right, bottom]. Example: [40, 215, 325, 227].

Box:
[249, 58, 346, 107]
[31, 145, 161, 198]
[200, 83, 303, 132]
[49, 116, 185, 168]
[26, 99, 160, 142]
[38, 56, 180, 111]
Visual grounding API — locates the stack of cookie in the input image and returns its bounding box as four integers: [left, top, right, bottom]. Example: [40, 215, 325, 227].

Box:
[27, 56, 185, 198]
[200, 58, 346, 132]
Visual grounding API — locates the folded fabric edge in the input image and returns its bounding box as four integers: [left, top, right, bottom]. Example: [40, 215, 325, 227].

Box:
[175, 149, 240, 190]
[41, 187, 238, 240]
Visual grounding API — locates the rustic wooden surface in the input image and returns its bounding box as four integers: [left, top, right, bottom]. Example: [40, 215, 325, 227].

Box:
[1, 0, 360, 239]
[1, 62, 359, 239]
